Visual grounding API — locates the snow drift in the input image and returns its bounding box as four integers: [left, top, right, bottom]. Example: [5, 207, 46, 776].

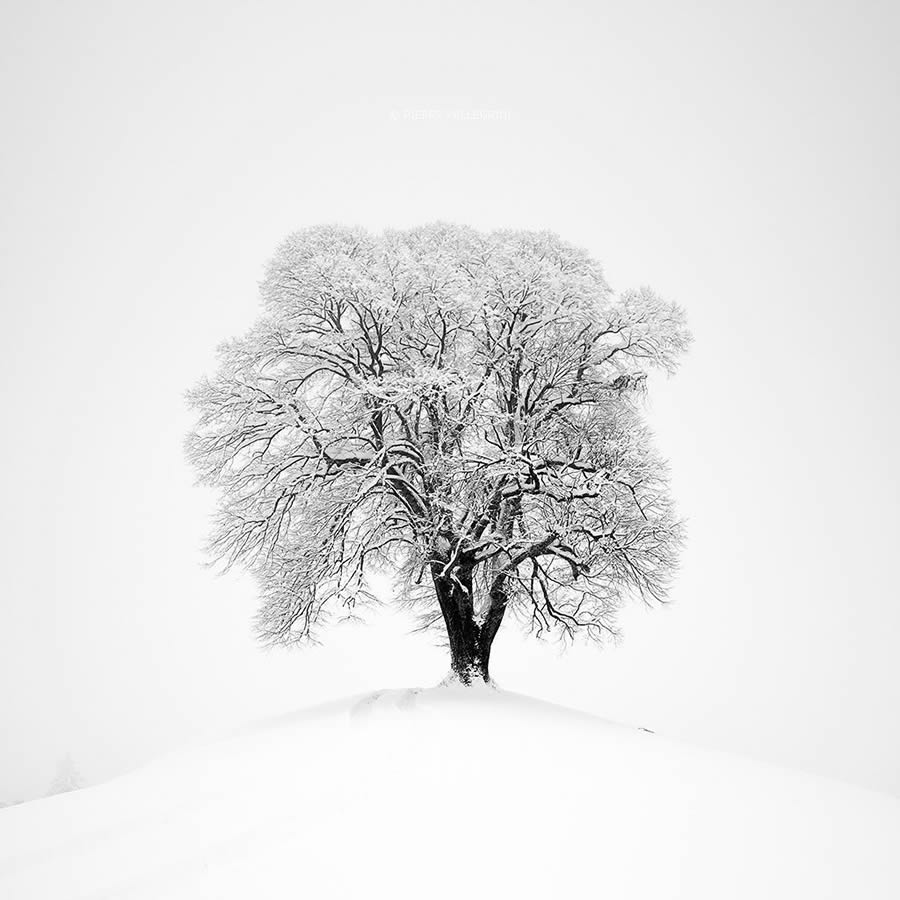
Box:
[2, 686, 899, 899]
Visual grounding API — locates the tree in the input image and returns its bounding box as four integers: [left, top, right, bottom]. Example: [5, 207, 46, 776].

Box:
[187, 224, 691, 684]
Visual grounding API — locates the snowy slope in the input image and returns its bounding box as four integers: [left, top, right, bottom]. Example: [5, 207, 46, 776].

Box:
[1, 686, 898, 899]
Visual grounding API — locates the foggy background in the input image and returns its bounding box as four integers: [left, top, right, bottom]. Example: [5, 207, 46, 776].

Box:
[1, 0, 898, 802]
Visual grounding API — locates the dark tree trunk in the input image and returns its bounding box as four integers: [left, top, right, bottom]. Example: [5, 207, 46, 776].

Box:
[431, 563, 499, 684]
[449, 627, 490, 684]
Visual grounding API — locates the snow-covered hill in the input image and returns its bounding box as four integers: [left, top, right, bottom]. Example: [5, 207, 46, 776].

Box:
[2, 685, 899, 899]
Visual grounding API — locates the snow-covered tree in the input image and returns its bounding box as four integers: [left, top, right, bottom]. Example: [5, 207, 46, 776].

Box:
[187, 224, 691, 683]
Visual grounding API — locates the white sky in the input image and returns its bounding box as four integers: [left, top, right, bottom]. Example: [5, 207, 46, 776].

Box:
[1, 0, 898, 800]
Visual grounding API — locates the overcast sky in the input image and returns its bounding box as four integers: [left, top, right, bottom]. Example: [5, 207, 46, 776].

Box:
[1, 0, 898, 801]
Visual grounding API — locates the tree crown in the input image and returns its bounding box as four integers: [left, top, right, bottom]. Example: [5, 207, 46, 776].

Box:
[187, 224, 691, 651]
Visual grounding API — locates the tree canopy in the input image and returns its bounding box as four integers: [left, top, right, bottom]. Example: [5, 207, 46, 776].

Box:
[187, 224, 691, 682]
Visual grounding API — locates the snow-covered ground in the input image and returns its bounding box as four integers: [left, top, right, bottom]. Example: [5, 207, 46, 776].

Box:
[2, 685, 898, 899]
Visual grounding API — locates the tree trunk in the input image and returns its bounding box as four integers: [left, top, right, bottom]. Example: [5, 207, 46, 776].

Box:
[431, 563, 495, 685]
[449, 628, 490, 684]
